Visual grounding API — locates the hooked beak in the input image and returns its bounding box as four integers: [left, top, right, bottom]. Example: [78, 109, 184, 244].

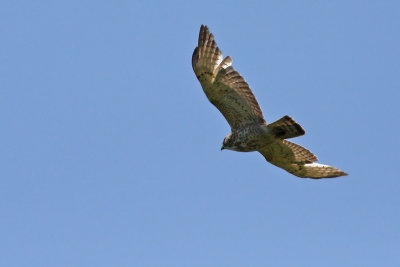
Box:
[221, 146, 225, 151]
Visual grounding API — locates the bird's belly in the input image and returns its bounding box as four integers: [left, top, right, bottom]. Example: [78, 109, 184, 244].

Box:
[231, 134, 274, 152]
[229, 124, 274, 152]
[231, 140, 260, 152]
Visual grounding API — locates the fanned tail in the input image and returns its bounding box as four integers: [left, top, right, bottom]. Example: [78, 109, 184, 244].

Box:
[268, 115, 305, 139]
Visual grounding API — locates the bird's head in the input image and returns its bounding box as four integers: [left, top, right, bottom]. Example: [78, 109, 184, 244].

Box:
[221, 133, 233, 151]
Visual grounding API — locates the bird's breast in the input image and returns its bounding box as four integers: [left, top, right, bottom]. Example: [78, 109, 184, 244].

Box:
[230, 125, 274, 152]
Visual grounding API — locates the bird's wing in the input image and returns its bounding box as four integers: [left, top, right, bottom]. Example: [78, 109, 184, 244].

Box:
[192, 25, 265, 129]
[258, 140, 348, 178]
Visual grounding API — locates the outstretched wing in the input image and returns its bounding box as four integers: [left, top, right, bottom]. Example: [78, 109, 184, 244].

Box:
[192, 25, 265, 129]
[258, 140, 347, 178]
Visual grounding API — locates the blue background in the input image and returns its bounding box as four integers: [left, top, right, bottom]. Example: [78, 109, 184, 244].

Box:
[1, 1, 399, 266]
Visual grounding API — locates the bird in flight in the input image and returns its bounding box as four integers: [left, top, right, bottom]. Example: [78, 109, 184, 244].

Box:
[192, 25, 347, 178]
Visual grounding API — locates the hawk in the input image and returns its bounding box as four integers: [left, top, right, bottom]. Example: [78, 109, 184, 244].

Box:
[192, 25, 347, 179]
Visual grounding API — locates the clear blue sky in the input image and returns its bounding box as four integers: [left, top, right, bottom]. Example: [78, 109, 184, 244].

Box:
[1, 1, 399, 266]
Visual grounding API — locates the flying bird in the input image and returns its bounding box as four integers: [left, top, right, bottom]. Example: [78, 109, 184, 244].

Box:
[192, 25, 347, 178]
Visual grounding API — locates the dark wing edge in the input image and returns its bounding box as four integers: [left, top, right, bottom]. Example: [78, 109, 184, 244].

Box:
[192, 25, 222, 81]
